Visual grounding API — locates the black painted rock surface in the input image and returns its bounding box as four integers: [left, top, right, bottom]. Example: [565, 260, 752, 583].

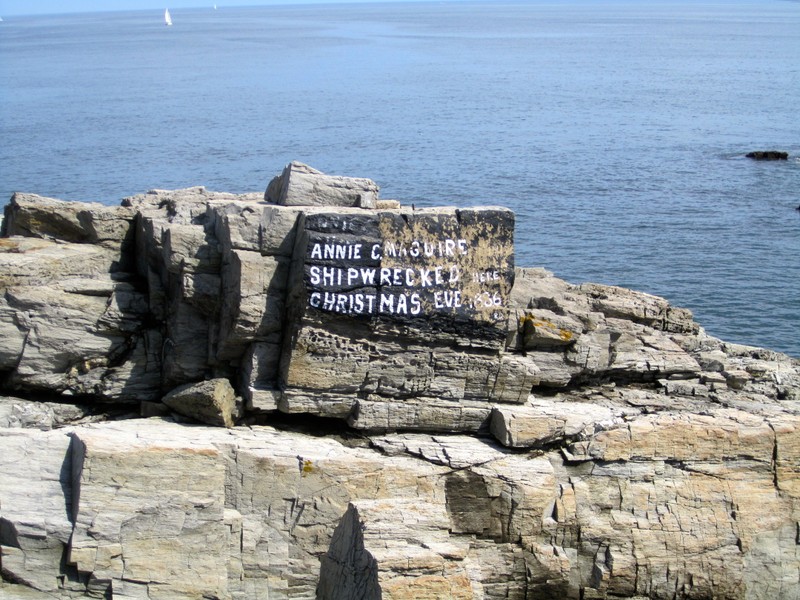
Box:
[279, 205, 527, 428]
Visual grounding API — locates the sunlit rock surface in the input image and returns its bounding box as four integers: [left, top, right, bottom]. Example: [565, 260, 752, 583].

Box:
[1, 163, 798, 599]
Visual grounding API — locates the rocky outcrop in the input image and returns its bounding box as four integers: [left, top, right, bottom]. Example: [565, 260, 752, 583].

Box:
[745, 150, 789, 160]
[265, 161, 380, 208]
[1, 162, 799, 599]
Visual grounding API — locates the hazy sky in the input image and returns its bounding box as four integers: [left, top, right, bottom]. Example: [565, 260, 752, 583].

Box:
[0, 0, 442, 17]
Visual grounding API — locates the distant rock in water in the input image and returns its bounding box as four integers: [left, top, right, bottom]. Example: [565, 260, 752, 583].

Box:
[746, 150, 789, 160]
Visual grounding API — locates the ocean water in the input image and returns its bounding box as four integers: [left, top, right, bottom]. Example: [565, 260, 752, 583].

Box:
[1, 1, 798, 357]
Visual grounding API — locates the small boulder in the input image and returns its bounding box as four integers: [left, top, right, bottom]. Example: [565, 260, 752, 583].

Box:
[162, 378, 239, 427]
[264, 161, 379, 208]
[746, 150, 789, 160]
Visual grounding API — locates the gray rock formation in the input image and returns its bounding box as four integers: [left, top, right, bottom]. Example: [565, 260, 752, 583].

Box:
[1, 162, 799, 599]
[162, 377, 239, 427]
[265, 161, 380, 208]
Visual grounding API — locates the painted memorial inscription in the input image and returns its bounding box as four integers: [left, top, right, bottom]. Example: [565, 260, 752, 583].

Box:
[300, 208, 514, 324]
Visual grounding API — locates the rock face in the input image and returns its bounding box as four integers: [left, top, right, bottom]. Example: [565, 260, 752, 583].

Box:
[279, 205, 519, 429]
[265, 161, 380, 208]
[1, 162, 799, 599]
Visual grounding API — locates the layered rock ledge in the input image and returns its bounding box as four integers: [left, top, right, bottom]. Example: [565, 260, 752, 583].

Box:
[1, 163, 798, 599]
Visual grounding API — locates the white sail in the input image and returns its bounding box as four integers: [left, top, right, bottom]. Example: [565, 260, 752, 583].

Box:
[164, 8, 172, 26]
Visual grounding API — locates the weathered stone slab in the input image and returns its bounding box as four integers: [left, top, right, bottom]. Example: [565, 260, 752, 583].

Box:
[490, 399, 617, 448]
[265, 161, 380, 208]
[68, 422, 231, 599]
[0, 237, 121, 286]
[292, 207, 514, 325]
[161, 299, 211, 387]
[510, 307, 584, 350]
[216, 249, 290, 361]
[0, 235, 163, 401]
[564, 408, 775, 464]
[1, 409, 799, 599]
[221, 423, 448, 597]
[278, 206, 518, 422]
[0, 397, 96, 429]
[0, 428, 75, 594]
[2, 193, 136, 257]
[239, 340, 283, 411]
[162, 377, 239, 427]
[578, 282, 699, 334]
[348, 397, 493, 432]
[211, 201, 302, 257]
[317, 499, 473, 599]
[163, 223, 221, 274]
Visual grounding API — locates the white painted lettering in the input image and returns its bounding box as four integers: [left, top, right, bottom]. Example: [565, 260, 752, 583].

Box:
[444, 290, 461, 308]
[419, 268, 433, 287]
[322, 292, 336, 311]
[392, 268, 403, 286]
[305, 227, 504, 319]
[310, 265, 321, 285]
[405, 268, 416, 286]
[396, 294, 408, 315]
[449, 265, 460, 284]
[410, 293, 422, 315]
[336, 294, 347, 313]
[379, 293, 394, 313]
[360, 267, 376, 285]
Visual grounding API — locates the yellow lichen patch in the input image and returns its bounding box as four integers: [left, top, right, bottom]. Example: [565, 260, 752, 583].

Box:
[518, 313, 573, 342]
[301, 459, 314, 476]
[518, 313, 535, 328]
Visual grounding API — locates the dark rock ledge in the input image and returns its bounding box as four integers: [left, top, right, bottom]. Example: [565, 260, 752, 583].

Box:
[1, 162, 798, 600]
[746, 150, 789, 160]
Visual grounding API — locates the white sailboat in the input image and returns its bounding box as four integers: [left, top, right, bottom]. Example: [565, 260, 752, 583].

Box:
[164, 8, 172, 26]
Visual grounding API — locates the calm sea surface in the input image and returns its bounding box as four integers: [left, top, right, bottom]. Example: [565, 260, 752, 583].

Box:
[1, 1, 798, 356]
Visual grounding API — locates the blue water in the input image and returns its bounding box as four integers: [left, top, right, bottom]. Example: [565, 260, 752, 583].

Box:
[1, 1, 799, 357]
